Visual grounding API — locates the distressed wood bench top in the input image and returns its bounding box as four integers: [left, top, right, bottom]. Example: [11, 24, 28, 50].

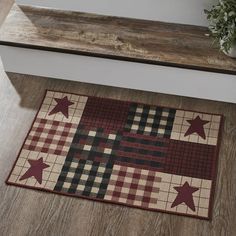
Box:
[0, 4, 236, 75]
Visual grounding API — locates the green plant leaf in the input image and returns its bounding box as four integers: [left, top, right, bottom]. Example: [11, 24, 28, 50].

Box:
[204, 0, 236, 53]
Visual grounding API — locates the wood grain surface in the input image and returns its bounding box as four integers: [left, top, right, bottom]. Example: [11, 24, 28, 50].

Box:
[0, 2, 236, 236]
[0, 4, 236, 75]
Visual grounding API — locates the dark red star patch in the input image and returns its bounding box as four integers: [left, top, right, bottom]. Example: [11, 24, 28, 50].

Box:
[184, 115, 209, 139]
[171, 181, 199, 211]
[19, 157, 50, 184]
[49, 96, 74, 118]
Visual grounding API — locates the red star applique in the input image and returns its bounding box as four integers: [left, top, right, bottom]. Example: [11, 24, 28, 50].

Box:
[49, 96, 74, 118]
[184, 115, 209, 139]
[171, 181, 199, 211]
[19, 157, 50, 184]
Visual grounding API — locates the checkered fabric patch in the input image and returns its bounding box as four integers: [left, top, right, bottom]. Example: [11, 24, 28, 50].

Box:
[23, 118, 77, 156]
[124, 103, 176, 138]
[55, 159, 113, 199]
[6, 90, 223, 220]
[104, 164, 161, 208]
[66, 125, 121, 164]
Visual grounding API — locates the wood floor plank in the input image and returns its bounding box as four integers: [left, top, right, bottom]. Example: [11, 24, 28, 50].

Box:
[0, 4, 236, 75]
[0, 0, 13, 26]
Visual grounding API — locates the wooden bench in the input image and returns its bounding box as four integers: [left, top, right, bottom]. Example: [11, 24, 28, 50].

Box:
[0, 4, 236, 103]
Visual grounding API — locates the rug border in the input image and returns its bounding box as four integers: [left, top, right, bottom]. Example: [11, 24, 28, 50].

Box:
[5, 89, 225, 221]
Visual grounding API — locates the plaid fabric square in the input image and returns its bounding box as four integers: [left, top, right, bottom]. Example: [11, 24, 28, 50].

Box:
[164, 140, 215, 179]
[38, 91, 88, 124]
[79, 97, 130, 132]
[67, 125, 122, 164]
[54, 159, 113, 199]
[170, 110, 221, 145]
[115, 132, 168, 171]
[124, 103, 176, 138]
[104, 165, 161, 208]
[23, 118, 77, 156]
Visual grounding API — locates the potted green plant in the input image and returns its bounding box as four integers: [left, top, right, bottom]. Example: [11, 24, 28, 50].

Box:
[204, 0, 236, 58]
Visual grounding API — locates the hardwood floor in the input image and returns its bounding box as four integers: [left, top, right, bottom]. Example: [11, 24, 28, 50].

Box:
[0, 2, 236, 236]
[0, 0, 13, 26]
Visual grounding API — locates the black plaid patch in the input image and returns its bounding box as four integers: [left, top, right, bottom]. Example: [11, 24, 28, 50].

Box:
[124, 103, 176, 138]
[54, 159, 113, 198]
[66, 125, 122, 163]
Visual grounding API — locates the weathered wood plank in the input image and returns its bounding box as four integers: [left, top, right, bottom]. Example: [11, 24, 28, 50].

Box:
[0, 4, 236, 75]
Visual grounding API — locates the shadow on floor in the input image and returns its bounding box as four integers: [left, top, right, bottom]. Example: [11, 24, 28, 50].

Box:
[6, 71, 228, 116]
[6, 71, 189, 110]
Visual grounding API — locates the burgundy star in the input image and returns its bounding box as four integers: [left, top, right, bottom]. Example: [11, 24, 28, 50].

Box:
[184, 115, 209, 139]
[171, 181, 199, 211]
[49, 96, 74, 118]
[19, 157, 50, 184]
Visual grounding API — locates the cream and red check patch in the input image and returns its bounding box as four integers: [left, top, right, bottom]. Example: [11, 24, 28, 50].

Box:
[6, 90, 223, 219]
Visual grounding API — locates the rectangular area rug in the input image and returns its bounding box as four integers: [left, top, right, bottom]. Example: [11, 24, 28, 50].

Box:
[6, 90, 223, 219]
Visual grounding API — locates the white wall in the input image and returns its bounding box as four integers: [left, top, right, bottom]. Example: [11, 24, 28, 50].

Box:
[16, 0, 218, 26]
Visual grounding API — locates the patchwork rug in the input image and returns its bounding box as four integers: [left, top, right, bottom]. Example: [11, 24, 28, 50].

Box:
[6, 90, 223, 219]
